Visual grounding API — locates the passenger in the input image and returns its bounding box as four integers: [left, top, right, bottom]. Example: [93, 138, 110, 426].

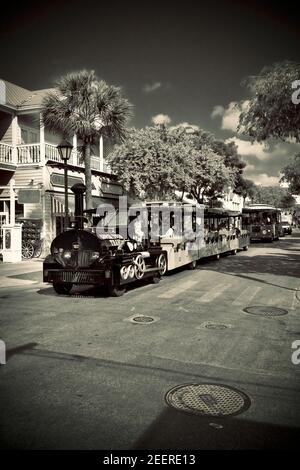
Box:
[218, 222, 228, 236]
[97, 210, 109, 232]
[162, 213, 176, 237]
[164, 225, 175, 237]
[131, 211, 145, 244]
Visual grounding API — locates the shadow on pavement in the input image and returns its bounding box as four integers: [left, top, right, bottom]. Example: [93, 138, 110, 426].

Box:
[199, 251, 300, 292]
[134, 407, 300, 450]
[7, 271, 42, 282]
[37, 277, 162, 298]
[6, 342, 38, 360]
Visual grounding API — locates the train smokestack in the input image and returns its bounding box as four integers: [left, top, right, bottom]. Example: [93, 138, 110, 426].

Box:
[71, 183, 86, 229]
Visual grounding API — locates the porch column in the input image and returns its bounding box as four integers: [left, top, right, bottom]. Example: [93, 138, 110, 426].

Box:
[11, 114, 18, 164]
[40, 113, 45, 164]
[99, 135, 104, 172]
[72, 134, 77, 165]
[9, 179, 15, 226]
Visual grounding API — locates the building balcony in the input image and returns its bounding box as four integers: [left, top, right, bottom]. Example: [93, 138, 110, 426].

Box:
[0, 141, 110, 173]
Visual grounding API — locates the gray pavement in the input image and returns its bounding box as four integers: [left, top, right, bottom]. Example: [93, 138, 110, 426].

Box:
[0, 233, 300, 449]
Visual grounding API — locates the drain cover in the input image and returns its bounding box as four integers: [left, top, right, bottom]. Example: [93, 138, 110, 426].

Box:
[197, 322, 232, 330]
[132, 316, 154, 323]
[205, 322, 228, 330]
[243, 306, 288, 316]
[165, 383, 251, 417]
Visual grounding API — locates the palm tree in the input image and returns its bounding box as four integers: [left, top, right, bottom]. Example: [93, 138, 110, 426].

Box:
[41, 70, 132, 209]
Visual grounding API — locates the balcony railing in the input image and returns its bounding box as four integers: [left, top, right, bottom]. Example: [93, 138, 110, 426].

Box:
[0, 143, 13, 164]
[17, 143, 41, 164]
[0, 141, 109, 172]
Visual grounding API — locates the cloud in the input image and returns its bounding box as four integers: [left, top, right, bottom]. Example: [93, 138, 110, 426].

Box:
[225, 137, 282, 160]
[143, 82, 162, 93]
[211, 101, 249, 132]
[170, 122, 200, 133]
[211, 105, 225, 119]
[226, 136, 300, 186]
[212, 100, 300, 186]
[250, 174, 280, 186]
[152, 113, 171, 125]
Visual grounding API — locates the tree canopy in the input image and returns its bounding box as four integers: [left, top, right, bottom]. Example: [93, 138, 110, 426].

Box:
[108, 125, 245, 203]
[280, 153, 300, 194]
[250, 185, 295, 208]
[239, 61, 300, 143]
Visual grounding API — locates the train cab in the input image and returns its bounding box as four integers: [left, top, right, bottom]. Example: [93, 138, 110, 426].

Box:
[43, 184, 165, 296]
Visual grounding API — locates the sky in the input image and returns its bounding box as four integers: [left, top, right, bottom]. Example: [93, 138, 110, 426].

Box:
[1, 0, 300, 186]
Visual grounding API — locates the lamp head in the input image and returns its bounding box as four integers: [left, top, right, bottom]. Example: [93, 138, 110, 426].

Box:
[57, 140, 73, 161]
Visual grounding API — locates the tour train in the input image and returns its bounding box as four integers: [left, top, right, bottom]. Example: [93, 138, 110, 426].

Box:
[242, 205, 283, 242]
[43, 184, 250, 296]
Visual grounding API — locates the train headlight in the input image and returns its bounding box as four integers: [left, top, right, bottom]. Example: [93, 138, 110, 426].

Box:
[267, 229, 271, 233]
[262, 230, 267, 235]
[91, 251, 100, 260]
[63, 251, 72, 259]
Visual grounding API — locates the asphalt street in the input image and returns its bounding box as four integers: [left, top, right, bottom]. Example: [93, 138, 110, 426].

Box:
[0, 233, 300, 449]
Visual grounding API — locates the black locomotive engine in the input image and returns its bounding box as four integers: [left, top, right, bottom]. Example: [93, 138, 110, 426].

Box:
[43, 184, 165, 296]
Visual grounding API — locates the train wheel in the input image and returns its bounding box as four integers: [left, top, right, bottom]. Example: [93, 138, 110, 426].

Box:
[231, 249, 237, 255]
[243, 245, 249, 251]
[188, 260, 197, 270]
[134, 254, 146, 280]
[120, 265, 129, 281]
[109, 285, 126, 297]
[127, 265, 135, 279]
[157, 254, 167, 275]
[53, 282, 73, 295]
[215, 254, 220, 260]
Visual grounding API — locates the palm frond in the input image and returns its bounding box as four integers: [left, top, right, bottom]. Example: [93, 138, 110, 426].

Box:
[41, 70, 133, 143]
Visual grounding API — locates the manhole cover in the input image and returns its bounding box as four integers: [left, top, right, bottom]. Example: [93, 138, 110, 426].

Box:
[197, 322, 232, 330]
[165, 383, 251, 417]
[205, 322, 228, 330]
[243, 306, 288, 316]
[132, 316, 154, 323]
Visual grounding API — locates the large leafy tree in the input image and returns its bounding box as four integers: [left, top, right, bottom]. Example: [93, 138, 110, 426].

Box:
[108, 125, 234, 204]
[280, 192, 296, 209]
[251, 185, 290, 207]
[42, 70, 132, 209]
[239, 61, 300, 142]
[280, 153, 300, 194]
[186, 129, 247, 201]
[189, 146, 234, 204]
[233, 177, 256, 201]
[107, 126, 194, 200]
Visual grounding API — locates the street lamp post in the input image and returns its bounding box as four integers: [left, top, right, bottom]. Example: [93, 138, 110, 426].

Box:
[57, 140, 73, 231]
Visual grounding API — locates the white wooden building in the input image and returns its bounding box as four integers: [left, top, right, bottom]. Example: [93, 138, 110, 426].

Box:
[0, 79, 122, 255]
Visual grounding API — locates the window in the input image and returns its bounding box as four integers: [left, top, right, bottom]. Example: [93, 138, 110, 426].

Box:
[21, 127, 39, 144]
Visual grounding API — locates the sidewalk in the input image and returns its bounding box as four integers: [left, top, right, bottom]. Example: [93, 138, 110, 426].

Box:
[0, 259, 43, 288]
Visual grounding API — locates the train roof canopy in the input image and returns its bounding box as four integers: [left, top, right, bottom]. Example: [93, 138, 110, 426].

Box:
[243, 205, 281, 213]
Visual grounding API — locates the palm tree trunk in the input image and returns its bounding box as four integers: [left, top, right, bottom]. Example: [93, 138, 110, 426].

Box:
[84, 140, 93, 210]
